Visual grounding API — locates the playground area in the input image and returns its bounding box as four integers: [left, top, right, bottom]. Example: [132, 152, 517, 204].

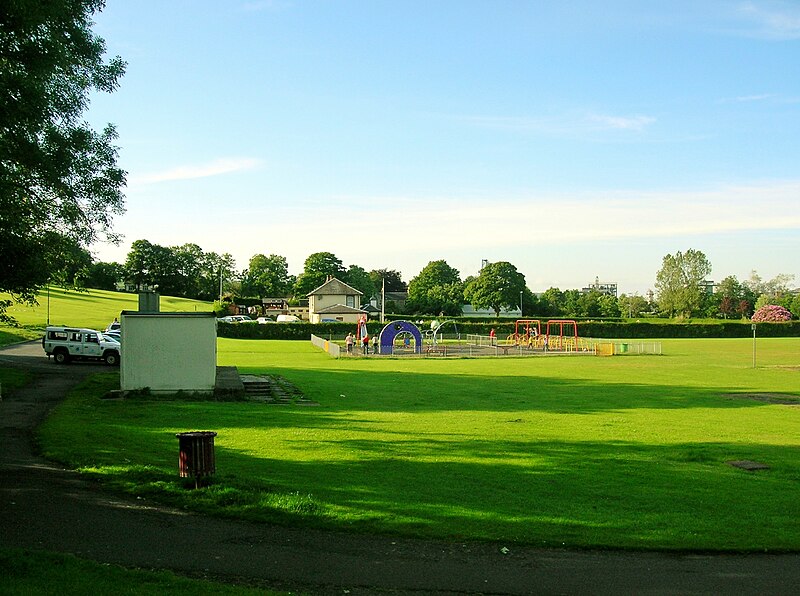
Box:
[312, 318, 662, 358]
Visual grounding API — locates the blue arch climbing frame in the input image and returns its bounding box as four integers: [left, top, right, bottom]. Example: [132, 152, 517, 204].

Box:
[378, 321, 423, 355]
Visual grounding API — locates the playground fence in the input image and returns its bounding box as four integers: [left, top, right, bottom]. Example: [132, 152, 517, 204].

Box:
[312, 334, 662, 359]
[467, 334, 496, 347]
[589, 340, 662, 356]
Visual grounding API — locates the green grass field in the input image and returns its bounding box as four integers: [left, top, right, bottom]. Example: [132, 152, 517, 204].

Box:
[36, 337, 800, 552]
[0, 548, 281, 595]
[2, 286, 212, 330]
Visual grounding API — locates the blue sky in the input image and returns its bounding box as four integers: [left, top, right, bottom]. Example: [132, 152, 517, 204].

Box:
[88, 1, 800, 294]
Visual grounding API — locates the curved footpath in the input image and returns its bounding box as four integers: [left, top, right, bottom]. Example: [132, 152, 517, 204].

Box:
[1, 341, 798, 595]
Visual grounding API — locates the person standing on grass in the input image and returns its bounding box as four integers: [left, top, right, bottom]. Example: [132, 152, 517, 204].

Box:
[489, 328, 496, 346]
[362, 334, 370, 355]
[372, 334, 379, 355]
[345, 332, 354, 354]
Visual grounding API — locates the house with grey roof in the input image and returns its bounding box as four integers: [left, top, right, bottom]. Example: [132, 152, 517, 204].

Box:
[307, 277, 365, 323]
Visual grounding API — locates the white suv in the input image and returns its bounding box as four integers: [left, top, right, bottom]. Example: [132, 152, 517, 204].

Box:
[42, 326, 121, 366]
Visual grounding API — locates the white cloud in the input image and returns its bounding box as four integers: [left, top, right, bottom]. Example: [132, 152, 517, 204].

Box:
[459, 111, 656, 136]
[211, 180, 800, 259]
[94, 180, 800, 289]
[734, 93, 774, 102]
[128, 157, 262, 186]
[736, 2, 800, 39]
[587, 114, 656, 132]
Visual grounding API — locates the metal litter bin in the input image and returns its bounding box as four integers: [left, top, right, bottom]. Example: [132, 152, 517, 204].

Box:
[176, 431, 217, 488]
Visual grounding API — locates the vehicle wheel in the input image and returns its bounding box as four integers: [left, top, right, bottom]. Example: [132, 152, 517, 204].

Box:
[104, 351, 119, 366]
[54, 350, 70, 364]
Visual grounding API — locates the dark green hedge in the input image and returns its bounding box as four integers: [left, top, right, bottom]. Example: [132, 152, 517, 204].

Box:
[217, 320, 800, 340]
[576, 321, 799, 339]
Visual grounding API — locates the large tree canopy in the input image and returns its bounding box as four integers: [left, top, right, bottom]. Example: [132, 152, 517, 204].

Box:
[123, 239, 234, 301]
[344, 264, 374, 300]
[406, 260, 463, 316]
[655, 249, 712, 318]
[1, 1, 126, 315]
[241, 253, 292, 298]
[369, 268, 406, 293]
[293, 252, 345, 297]
[464, 261, 526, 317]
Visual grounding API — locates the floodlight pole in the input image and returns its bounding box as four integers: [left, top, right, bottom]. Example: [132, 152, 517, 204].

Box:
[520, 291, 523, 316]
[752, 323, 757, 369]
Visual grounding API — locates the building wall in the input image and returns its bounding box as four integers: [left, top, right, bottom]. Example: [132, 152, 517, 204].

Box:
[309, 311, 363, 324]
[312, 293, 361, 312]
[120, 312, 217, 393]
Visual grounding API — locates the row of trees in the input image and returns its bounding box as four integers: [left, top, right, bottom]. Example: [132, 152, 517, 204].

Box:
[69, 243, 798, 321]
[654, 250, 798, 320]
[76, 243, 408, 306]
[378, 253, 797, 320]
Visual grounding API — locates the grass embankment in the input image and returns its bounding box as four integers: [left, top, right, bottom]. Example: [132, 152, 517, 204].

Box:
[2, 286, 212, 331]
[0, 328, 35, 391]
[39, 338, 800, 551]
[0, 548, 281, 595]
[0, 326, 42, 347]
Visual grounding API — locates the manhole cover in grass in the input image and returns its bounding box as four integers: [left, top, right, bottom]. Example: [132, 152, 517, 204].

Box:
[727, 460, 770, 471]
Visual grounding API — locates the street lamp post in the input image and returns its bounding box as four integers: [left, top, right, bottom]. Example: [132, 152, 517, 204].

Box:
[520, 291, 523, 316]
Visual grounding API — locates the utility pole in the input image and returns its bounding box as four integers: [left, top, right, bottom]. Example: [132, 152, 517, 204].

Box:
[381, 277, 385, 324]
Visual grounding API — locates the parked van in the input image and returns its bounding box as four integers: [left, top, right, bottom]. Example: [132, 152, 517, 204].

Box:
[276, 314, 301, 323]
[42, 326, 121, 365]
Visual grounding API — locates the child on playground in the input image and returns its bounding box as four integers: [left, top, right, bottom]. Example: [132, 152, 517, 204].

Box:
[345, 332, 354, 353]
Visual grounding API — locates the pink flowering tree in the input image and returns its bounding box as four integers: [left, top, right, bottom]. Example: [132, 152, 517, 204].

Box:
[751, 304, 793, 323]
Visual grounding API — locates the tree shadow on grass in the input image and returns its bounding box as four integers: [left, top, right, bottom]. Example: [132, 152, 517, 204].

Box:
[236, 366, 790, 415]
[45, 370, 800, 551]
[79, 398, 800, 550]
[197, 438, 800, 550]
[66, 417, 800, 550]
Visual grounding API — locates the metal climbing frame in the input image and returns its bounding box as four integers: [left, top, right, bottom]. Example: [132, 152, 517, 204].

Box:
[544, 319, 579, 351]
[509, 319, 542, 346]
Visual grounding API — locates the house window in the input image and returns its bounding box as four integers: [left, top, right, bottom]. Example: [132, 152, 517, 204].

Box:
[346, 295, 355, 308]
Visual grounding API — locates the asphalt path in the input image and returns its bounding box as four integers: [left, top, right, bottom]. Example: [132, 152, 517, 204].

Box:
[1, 340, 799, 595]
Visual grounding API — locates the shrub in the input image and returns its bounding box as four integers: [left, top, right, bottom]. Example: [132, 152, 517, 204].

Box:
[752, 304, 793, 323]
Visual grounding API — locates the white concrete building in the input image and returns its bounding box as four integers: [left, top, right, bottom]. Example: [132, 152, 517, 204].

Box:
[120, 311, 217, 394]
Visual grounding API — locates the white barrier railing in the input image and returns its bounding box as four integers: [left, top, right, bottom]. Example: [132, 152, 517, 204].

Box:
[310, 334, 341, 358]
